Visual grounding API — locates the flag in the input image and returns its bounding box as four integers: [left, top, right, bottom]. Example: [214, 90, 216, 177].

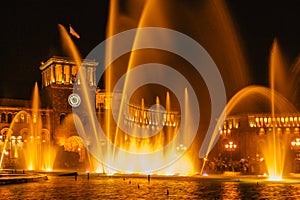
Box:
[69, 24, 80, 39]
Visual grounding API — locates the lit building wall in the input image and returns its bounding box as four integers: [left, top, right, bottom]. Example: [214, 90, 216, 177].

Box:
[214, 113, 300, 172]
[39, 56, 98, 152]
[0, 102, 52, 166]
[40, 56, 97, 87]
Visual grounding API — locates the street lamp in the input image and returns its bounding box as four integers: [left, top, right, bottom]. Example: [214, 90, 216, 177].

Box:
[291, 138, 300, 150]
[225, 141, 237, 151]
[225, 141, 237, 161]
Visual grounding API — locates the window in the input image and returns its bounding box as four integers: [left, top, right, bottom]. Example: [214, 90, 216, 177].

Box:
[55, 64, 63, 84]
[1, 113, 6, 123]
[64, 65, 70, 84]
[71, 66, 78, 84]
[7, 113, 13, 123]
[60, 114, 66, 124]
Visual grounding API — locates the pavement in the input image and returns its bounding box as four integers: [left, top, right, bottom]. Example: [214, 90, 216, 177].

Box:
[0, 170, 48, 185]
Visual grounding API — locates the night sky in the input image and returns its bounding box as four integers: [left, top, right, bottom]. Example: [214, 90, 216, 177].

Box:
[0, 0, 299, 100]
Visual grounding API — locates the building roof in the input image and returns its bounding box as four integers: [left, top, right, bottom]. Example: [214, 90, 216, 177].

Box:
[0, 98, 31, 108]
[39, 56, 98, 71]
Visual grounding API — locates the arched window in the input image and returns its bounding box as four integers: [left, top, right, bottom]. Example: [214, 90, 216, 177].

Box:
[41, 130, 50, 143]
[7, 113, 13, 123]
[21, 130, 29, 142]
[1, 113, 6, 123]
[60, 114, 66, 124]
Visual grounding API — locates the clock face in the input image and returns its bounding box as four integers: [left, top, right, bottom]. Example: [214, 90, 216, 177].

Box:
[68, 93, 81, 107]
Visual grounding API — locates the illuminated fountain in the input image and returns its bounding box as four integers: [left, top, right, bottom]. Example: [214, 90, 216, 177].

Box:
[56, 0, 251, 175]
[85, 0, 248, 175]
[59, 22, 200, 174]
[266, 39, 292, 180]
[22, 82, 56, 171]
[54, 0, 299, 178]
[199, 38, 299, 179]
[0, 82, 56, 171]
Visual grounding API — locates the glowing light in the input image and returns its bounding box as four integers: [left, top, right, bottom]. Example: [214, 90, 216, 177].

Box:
[107, 170, 116, 176]
[33, 115, 37, 123]
[46, 168, 52, 172]
[225, 141, 237, 150]
[28, 165, 33, 171]
[202, 172, 209, 176]
[262, 173, 267, 177]
[259, 157, 264, 162]
[291, 138, 300, 147]
[268, 176, 282, 181]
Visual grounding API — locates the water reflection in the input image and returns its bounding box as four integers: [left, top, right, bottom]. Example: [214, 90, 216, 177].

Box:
[221, 182, 241, 199]
[1, 176, 300, 199]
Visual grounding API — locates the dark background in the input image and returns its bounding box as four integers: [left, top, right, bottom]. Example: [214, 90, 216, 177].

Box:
[0, 0, 299, 99]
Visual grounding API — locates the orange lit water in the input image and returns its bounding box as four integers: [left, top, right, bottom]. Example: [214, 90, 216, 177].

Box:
[2, 175, 300, 199]
[268, 39, 289, 180]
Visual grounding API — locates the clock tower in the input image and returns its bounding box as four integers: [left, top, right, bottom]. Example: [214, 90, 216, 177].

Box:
[39, 56, 98, 140]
